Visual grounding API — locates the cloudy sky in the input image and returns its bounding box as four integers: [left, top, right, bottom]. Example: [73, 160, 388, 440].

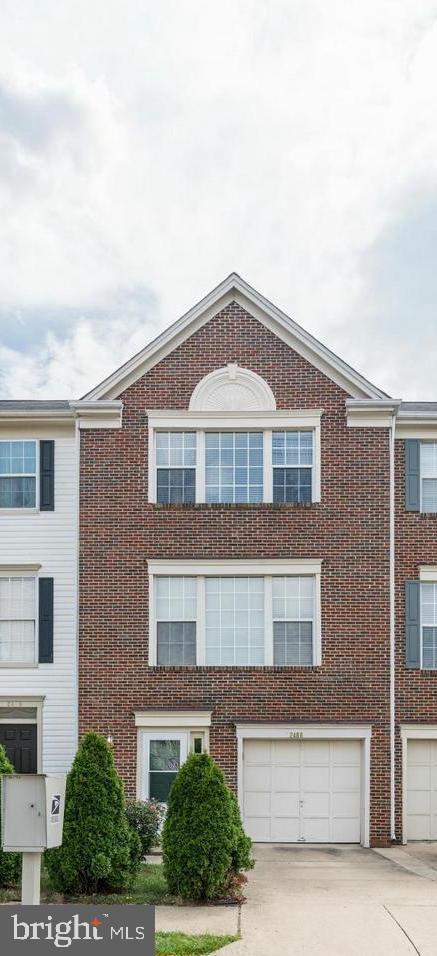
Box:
[1, 0, 437, 400]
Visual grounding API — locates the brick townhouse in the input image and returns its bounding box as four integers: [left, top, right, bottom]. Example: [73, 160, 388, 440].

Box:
[8, 273, 436, 848]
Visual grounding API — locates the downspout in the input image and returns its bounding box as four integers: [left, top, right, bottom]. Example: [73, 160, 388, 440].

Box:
[389, 412, 396, 841]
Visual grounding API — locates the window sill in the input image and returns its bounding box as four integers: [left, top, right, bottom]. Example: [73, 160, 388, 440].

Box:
[0, 662, 38, 669]
[0, 508, 40, 516]
[150, 501, 319, 509]
[149, 664, 321, 672]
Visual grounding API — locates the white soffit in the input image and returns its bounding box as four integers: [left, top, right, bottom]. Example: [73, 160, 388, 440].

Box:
[83, 274, 389, 402]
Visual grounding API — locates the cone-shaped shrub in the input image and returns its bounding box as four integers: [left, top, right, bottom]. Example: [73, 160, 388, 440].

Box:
[0, 745, 21, 887]
[162, 752, 252, 901]
[45, 732, 141, 894]
[229, 791, 254, 874]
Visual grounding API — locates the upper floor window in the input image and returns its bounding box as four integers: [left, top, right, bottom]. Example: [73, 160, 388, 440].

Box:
[156, 432, 196, 504]
[421, 582, 437, 668]
[149, 560, 322, 667]
[0, 441, 37, 509]
[420, 443, 437, 512]
[148, 365, 322, 505]
[205, 432, 264, 503]
[0, 575, 36, 664]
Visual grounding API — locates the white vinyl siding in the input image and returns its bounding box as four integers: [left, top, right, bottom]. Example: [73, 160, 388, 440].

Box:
[0, 431, 78, 774]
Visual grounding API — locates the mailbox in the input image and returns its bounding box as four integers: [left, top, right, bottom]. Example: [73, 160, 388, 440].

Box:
[1, 774, 66, 852]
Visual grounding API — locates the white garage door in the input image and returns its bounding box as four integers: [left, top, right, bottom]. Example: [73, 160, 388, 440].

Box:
[407, 739, 437, 840]
[243, 738, 362, 843]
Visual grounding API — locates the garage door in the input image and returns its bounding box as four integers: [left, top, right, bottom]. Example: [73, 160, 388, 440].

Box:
[243, 738, 362, 843]
[407, 740, 437, 840]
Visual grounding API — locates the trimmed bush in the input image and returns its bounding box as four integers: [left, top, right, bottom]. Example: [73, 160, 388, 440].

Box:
[229, 791, 254, 875]
[45, 732, 141, 894]
[162, 752, 252, 901]
[0, 745, 21, 887]
[125, 800, 162, 857]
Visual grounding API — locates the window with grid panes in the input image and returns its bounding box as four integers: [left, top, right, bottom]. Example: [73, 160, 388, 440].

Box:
[272, 431, 313, 503]
[155, 432, 196, 504]
[155, 576, 196, 665]
[205, 432, 263, 503]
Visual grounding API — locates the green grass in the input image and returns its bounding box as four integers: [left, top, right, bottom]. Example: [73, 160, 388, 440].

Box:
[0, 863, 175, 905]
[155, 933, 238, 955]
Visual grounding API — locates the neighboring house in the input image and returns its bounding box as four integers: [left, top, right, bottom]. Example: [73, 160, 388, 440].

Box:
[0, 399, 121, 775]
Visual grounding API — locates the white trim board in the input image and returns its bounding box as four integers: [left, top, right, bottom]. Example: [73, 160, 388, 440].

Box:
[135, 710, 211, 728]
[83, 274, 388, 402]
[236, 722, 371, 848]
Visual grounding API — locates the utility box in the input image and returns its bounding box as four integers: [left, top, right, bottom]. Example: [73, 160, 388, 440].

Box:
[1, 775, 66, 852]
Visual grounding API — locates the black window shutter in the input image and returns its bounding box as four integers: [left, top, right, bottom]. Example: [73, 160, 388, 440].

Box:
[39, 440, 55, 511]
[39, 578, 54, 663]
[405, 439, 420, 512]
[405, 580, 420, 668]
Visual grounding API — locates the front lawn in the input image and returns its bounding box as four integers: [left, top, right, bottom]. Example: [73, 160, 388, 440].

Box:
[156, 933, 237, 955]
[0, 863, 175, 905]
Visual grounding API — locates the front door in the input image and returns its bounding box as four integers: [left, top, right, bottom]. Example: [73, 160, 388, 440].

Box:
[0, 724, 37, 772]
[140, 731, 188, 803]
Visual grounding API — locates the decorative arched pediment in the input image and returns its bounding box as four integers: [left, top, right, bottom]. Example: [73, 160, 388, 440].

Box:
[189, 364, 276, 412]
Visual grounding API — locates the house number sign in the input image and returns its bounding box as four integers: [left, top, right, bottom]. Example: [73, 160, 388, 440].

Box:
[289, 731, 303, 739]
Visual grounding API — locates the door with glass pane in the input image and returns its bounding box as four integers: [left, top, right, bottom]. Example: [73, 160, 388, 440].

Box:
[141, 732, 188, 803]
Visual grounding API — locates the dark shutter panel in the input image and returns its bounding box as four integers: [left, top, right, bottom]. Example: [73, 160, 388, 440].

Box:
[39, 440, 55, 511]
[405, 439, 420, 512]
[405, 580, 420, 668]
[39, 578, 54, 663]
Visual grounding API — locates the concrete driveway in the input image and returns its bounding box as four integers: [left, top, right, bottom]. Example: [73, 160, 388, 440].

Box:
[220, 842, 437, 955]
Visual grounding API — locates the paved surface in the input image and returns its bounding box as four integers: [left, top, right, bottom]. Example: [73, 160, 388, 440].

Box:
[216, 843, 437, 955]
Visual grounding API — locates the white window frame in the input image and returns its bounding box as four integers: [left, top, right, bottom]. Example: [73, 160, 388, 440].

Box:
[419, 566, 437, 669]
[0, 439, 39, 513]
[0, 567, 40, 668]
[147, 410, 322, 505]
[420, 442, 437, 514]
[148, 559, 322, 668]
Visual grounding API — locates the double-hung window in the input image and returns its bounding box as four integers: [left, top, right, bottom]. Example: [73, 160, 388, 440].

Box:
[421, 582, 437, 668]
[150, 561, 321, 667]
[149, 413, 321, 504]
[272, 431, 312, 503]
[0, 441, 37, 509]
[420, 443, 437, 513]
[205, 432, 263, 503]
[155, 432, 196, 504]
[0, 575, 37, 664]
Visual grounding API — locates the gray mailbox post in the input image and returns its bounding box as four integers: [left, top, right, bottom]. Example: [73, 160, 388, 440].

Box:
[1, 774, 66, 904]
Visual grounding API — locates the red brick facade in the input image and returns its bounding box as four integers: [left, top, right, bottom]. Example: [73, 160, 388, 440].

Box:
[79, 301, 397, 845]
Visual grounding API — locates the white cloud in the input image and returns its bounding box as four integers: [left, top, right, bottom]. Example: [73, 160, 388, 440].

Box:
[1, 0, 437, 398]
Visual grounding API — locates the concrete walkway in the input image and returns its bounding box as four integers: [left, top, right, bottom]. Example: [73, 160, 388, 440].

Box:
[215, 843, 437, 955]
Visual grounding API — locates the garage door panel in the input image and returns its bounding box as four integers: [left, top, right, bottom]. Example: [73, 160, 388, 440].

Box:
[332, 817, 360, 842]
[407, 764, 430, 789]
[333, 765, 361, 790]
[271, 817, 300, 842]
[273, 740, 300, 764]
[408, 815, 431, 841]
[409, 790, 431, 814]
[272, 765, 300, 790]
[302, 766, 329, 789]
[272, 791, 300, 816]
[302, 741, 330, 764]
[245, 740, 272, 764]
[408, 740, 431, 764]
[244, 791, 270, 816]
[333, 791, 361, 817]
[304, 792, 330, 816]
[303, 818, 330, 842]
[245, 816, 271, 841]
[332, 740, 360, 764]
[244, 765, 271, 790]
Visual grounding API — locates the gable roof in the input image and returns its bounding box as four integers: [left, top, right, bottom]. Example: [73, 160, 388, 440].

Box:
[83, 273, 389, 401]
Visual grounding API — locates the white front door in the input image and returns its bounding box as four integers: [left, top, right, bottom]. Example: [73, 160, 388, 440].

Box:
[407, 739, 437, 840]
[140, 731, 188, 803]
[243, 738, 361, 843]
